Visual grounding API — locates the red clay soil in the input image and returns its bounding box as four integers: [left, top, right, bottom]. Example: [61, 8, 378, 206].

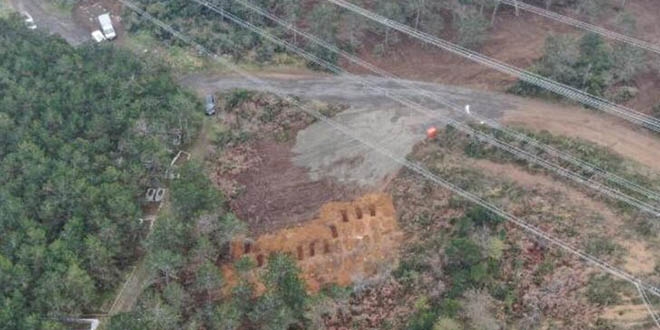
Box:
[228, 140, 363, 235]
[225, 193, 402, 293]
[342, 7, 576, 91]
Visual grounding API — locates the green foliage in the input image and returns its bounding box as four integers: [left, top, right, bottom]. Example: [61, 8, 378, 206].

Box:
[444, 238, 493, 297]
[306, 4, 339, 70]
[454, 8, 490, 49]
[195, 261, 223, 299]
[511, 32, 644, 98]
[653, 104, 660, 119]
[171, 161, 221, 219]
[586, 274, 622, 306]
[45, 0, 78, 9]
[433, 317, 462, 330]
[446, 238, 483, 269]
[234, 255, 257, 273]
[438, 298, 461, 317]
[584, 235, 619, 257]
[146, 249, 184, 284]
[406, 296, 437, 330]
[0, 17, 201, 327]
[248, 293, 297, 330]
[465, 206, 504, 227]
[126, 0, 340, 69]
[577, 33, 613, 95]
[225, 89, 254, 111]
[263, 253, 308, 316]
[108, 312, 150, 330]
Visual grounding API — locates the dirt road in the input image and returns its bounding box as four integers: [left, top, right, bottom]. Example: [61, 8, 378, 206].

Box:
[181, 74, 660, 186]
[7, 0, 89, 45]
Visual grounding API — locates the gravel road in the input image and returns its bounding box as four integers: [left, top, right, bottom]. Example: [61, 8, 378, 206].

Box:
[181, 74, 515, 187]
[8, 0, 89, 45]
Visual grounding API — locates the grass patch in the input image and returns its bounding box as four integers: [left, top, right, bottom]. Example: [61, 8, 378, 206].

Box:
[586, 274, 624, 306]
[584, 235, 621, 258]
[449, 123, 660, 216]
[124, 31, 307, 76]
[43, 0, 77, 12]
[0, 0, 13, 18]
[123, 31, 206, 74]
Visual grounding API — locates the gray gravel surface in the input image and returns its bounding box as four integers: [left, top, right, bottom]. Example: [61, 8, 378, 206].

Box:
[9, 0, 89, 45]
[181, 74, 516, 187]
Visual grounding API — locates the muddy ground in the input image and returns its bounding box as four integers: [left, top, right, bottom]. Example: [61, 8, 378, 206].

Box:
[227, 140, 360, 233]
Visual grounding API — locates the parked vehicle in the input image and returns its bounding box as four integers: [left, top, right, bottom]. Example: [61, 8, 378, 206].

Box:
[91, 30, 106, 43]
[205, 95, 216, 115]
[98, 14, 116, 40]
[22, 12, 36, 30]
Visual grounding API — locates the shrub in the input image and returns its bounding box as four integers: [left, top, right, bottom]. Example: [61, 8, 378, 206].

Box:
[586, 275, 621, 306]
[406, 296, 438, 330]
[584, 235, 619, 257]
[445, 238, 482, 270]
[465, 206, 504, 227]
[653, 104, 660, 119]
[433, 317, 461, 330]
[225, 89, 253, 111]
[454, 8, 490, 49]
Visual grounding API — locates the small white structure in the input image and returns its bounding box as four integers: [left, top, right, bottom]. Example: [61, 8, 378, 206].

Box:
[145, 188, 166, 202]
[98, 13, 116, 40]
[22, 12, 36, 30]
[91, 30, 106, 43]
[154, 188, 166, 202]
[145, 188, 156, 202]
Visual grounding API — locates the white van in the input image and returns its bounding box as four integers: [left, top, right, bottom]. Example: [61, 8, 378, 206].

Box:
[98, 14, 116, 40]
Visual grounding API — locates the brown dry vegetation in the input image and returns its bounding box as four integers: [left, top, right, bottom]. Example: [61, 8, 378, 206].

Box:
[344, 3, 660, 113]
[200, 90, 660, 328]
[311, 125, 658, 328]
[206, 91, 354, 234]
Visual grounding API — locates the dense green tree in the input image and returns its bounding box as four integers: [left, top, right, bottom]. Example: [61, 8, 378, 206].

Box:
[577, 33, 613, 95]
[0, 16, 202, 326]
[263, 253, 308, 318]
[171, 161, 221, 219]
[512, 32, 643, 99]
[195, 261, 224, 302]
[454, 7, 490, 49]
[306, 3, 340, 69]
[146, 249, 184, 285]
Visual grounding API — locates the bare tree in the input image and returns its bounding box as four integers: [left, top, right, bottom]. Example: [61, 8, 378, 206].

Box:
[463, 289, 502, 330]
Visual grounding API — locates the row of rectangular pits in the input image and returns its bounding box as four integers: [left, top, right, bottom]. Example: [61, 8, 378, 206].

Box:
[235, 204, 383, 268]
[340, 204, 377, 222]
[242, 240, 333, 267]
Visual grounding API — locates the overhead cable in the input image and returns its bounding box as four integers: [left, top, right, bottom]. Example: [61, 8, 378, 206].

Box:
[120, 0, 660, 298]
[326, 0, 660, 133]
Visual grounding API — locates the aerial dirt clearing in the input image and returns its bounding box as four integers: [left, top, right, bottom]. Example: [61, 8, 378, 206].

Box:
[184, 74, 660, 174]
[223, 193, 402, 293]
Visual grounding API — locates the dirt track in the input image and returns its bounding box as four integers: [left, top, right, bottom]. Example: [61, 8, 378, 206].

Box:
[8, 0, 89, 45]
[182, 74, 660, 181]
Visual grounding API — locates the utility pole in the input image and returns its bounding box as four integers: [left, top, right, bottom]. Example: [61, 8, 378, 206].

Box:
[513, 0, 519, 16]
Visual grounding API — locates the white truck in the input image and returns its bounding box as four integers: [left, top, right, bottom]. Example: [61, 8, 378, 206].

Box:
[98, 14, 116, 40]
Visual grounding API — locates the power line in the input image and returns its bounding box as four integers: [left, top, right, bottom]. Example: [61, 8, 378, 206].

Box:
[196, 0, 660, 217]
[499, 0, 660, 56]
[636, 282, 660, 329]
[119, 0, 660, 298]
[326, 0, 660, 133]
[227, 0, 660, 203]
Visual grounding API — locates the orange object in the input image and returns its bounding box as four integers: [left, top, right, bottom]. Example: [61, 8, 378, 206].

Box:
[426, 126, 438, 139]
